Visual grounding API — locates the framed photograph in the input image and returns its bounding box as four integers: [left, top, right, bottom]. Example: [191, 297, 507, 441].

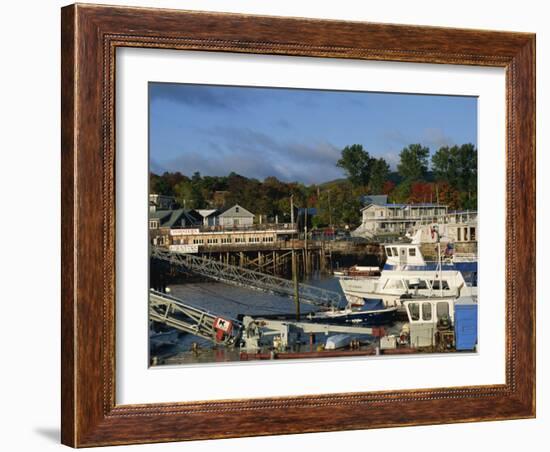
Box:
[61, 3, 535, 447]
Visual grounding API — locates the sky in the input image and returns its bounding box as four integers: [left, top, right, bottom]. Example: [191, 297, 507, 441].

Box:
[149, 83, 477, 185]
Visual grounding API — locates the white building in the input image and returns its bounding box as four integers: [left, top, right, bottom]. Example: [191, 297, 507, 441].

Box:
[353, 197, 448, 238]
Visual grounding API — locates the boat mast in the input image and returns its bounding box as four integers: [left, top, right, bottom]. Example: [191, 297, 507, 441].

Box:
[432, 224, 443, 297]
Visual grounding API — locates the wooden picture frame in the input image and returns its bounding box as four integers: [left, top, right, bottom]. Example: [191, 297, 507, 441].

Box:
[61, 3, 535, 447]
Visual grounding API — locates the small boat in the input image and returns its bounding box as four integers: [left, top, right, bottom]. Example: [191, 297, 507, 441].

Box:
[307, 298, 397, 325]
[325, 334, 352, 350]
[333, 265, 381, 278]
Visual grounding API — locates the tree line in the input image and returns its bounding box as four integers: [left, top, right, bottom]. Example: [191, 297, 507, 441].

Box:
[150, 142, 477, 228]
[336, 142, 477, 210]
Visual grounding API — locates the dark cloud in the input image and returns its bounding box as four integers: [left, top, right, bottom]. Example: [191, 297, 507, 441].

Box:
[149, 83, 256, 110]
[160, 126, 345, 184]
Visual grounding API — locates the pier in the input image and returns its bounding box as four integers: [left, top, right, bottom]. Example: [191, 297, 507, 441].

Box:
[151, 246, 344, 308]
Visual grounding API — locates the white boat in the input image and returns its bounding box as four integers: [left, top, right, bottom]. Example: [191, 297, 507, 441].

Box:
[337, 227, 477, 308]
[338, 268, 474, 308]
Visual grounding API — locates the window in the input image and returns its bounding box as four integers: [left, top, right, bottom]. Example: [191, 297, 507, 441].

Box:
[221, 238, 232, 244]
[386, 247, 393, 257]
[409, 303, 420, 321]
[235, 207, 240, 213]
[193, 239, 204, 244]
[470, 227, 476, 241]
[457, 227, 462, 241]
[422, 302, 432, 321]
[408, 248, 416, 256]
[431, 280, 450, 290]
[207, 238, 219, 244]
[392, 247, 398, 256]
[436, 302, 450, 320]
[149, 219, 159, 229]
[406, 279, 428, 289]
[384, 279, 404, 290]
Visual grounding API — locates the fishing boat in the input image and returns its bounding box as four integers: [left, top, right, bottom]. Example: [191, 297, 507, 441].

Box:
[382, 242, 477, 286]
[337, 226, 477, 308]
[338, 268, 474, 308]
[400, 294, 478, 351]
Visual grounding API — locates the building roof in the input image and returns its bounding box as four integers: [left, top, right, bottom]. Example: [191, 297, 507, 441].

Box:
[361, 202, 447, 211]
[218, 204, 254, 217]
[149, 209, 200, 228]
[196, 209, 219, 218]
[360, 194, 388, 206]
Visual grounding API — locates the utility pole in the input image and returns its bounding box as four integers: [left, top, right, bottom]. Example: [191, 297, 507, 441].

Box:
[292, 249, 300, 321]
[328, 190, 332, 229]
[290, 194, 295, 226]
[290, 194, 300, 320]
[304, 203, 309, 276]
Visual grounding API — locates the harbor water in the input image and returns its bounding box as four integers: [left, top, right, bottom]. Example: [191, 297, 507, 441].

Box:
[150, 273, 401, 366]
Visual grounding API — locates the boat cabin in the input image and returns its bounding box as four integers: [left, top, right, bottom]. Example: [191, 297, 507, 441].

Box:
[384, 244, 426, 267]
[403, 298, 455, 348]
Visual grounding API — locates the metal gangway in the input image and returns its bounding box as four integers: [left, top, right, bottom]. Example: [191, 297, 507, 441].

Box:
[150, 290, 376, 350]
[149, 290, 242, 346]
[151, 246, 344, 309]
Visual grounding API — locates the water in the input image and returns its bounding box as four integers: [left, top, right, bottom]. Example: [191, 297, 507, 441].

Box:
[150, 273, 392, 365]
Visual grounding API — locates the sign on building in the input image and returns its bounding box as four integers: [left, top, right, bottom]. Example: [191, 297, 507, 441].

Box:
[168, 244, 199, 253]
[170, 228, 200, 236]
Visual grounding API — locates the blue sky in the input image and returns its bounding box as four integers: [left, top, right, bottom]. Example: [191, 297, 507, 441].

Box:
[149, 83, 477, 185]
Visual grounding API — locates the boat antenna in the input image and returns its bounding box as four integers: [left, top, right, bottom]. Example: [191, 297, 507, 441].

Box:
[431, 224, 443, 297]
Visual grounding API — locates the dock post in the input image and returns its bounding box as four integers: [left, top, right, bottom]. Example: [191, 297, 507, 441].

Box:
[292, 249, 300, 321]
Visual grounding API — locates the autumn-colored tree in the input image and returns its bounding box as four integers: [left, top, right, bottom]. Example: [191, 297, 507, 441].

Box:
[408, 182, 435, 204]
[382, 180, 396, 195]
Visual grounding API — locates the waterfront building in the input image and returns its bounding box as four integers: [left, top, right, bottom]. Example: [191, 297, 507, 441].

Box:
[149, 208, 202, 246]
[353, 196, 448, 238]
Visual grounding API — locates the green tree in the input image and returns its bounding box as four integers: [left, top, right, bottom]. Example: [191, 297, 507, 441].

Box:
[397, 144, 429, 181]
[369, 158, 390, 194]
[432, 143, 477, 208]
[337, 144, 374, 187]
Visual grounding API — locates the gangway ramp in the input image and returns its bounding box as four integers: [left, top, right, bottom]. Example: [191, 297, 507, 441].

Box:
[149, 290, 242, 346]
[151, 247, 344, 309]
